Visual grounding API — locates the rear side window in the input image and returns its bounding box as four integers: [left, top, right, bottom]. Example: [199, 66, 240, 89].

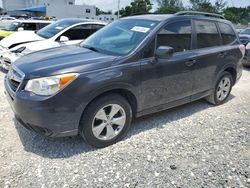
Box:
[195, 20, 220, 48]
[218, 22, 237, 45]
[60, 24, 95, 40]
[157, 20, 192, 53]
[39, 23, 50, 29]
[20, 23, 37, 30]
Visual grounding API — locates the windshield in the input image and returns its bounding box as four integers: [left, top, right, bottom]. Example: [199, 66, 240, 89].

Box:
[4, 22, 20, 31]
[81, 19, 159, 56]
[37, 19, 77, 39]
[240, 29, 250, 35]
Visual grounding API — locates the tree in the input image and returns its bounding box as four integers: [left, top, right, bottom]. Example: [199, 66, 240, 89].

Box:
[155, 0, 184, 14]
[214, 0, 227, 12]
[223, 6, 250, 24]
[189, 0, 215, 12]
[96, 7, 112, 16]
[115, 0, 152, 17]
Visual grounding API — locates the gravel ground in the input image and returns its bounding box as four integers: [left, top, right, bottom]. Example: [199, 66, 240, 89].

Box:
[0, 68, 250, 188]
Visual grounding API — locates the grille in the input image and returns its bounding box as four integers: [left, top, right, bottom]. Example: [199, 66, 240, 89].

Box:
[3, 58, 11, 65]
[8, 79, 20, 92]
[7, 67, 24, 92]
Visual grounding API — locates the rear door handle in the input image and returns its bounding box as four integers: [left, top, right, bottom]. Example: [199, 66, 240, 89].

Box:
[185, 59, 196, 67]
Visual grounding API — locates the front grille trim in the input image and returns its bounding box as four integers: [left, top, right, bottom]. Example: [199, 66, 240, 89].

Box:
[7, 66, 25, 92]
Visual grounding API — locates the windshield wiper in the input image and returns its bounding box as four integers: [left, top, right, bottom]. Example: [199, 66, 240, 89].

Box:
[83, 45, 99, 52]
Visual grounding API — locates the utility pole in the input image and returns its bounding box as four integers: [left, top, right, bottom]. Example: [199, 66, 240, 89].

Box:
[117, 0, 120, 19]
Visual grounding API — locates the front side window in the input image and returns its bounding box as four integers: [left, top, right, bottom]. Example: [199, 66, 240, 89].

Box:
[218, 22, 237, 45]
[81, 19, 159, 56]
[157, 20, 192, 53]
[37, 20, 82, 39]
[59, 24, 102, 40]
[195, 20, 220, 48]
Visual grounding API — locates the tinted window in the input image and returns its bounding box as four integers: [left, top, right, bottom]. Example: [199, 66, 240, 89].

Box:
[37, 20, 86, 39]
[92, 24, 104, 32]
[39, 23, 50, 29]
[218, 22, 236, 45]
[195, 20, 220, 48]
[60, 24, 101, 40]
[157, 20, 192, 53]
[20, 23, 37, 30]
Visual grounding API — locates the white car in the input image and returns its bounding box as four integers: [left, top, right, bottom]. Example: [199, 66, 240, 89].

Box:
[0, 18, 106, 70]
[0, 17, 16, 29]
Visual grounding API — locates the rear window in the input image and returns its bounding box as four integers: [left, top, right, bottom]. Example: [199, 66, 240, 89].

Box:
[195, 20, 220, 49]
[218, 22, 237, 45]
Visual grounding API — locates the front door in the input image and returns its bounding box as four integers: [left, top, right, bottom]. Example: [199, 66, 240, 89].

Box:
[140, 20, 195, 110]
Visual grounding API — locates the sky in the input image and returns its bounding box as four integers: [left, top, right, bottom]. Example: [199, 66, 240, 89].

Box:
[76, 0, 250, 12]
[0, 0, 249, 12]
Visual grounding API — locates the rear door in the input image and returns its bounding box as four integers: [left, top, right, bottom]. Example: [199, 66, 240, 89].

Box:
[190, 19, 226, 98]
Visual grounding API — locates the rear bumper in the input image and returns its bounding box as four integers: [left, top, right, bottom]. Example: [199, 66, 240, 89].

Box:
[4, 76, 81, 137]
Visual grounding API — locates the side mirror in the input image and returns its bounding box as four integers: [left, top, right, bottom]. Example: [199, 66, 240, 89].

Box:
[155, 46, 174, 59]
[59, 36, 69, 42]
[17, 27, 24, 31]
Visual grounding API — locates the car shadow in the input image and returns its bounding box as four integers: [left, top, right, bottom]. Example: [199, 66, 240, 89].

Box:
[14, 95, 235, 159]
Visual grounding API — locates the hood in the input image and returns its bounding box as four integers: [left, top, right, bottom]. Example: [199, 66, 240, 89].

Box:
[0, 30, 13, 38]
[13, 39, 60, 54]
[0, 31, 44, 48]
[14, 45, 118, 79]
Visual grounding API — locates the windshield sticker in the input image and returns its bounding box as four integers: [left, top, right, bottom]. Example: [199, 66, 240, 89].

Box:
[55, 26, 63, 30]
[131, 26, 150, 33]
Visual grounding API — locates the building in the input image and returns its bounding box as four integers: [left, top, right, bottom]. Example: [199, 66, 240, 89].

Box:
[2, 0, 96, 19]
[97, 14, 117, 22]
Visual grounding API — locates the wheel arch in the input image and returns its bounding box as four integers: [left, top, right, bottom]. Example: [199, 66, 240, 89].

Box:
[214, 64, 237, 86]
[79, 84, 139, 128]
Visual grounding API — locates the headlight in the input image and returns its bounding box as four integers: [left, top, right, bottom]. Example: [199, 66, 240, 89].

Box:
[25, 73, 79, 96]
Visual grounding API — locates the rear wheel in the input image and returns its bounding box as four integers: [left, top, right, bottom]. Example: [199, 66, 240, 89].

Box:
[79, 94, 132, 148]
[206, 72, 233, 105]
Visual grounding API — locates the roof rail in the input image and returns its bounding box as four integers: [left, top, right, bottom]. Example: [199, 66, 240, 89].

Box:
[175, 11, 225, 19]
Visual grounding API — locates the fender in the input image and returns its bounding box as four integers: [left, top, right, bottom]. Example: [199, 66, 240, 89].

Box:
[213, 63, 237, 87]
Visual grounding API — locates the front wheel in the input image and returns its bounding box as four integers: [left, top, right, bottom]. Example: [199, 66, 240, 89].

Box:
[206, 72, 233, 105]
[79, 94, 132, 148]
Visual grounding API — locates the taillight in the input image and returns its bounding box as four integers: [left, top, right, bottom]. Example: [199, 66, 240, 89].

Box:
[239, 44, 245, 56]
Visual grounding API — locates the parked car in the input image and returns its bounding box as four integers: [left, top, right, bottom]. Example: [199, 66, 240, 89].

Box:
[0, 20, 106, 70]
[0, 18, 105, 70]
[0, 19, 53, 40]
[0, 17, 16, 29]
[243, 42, 250, 66]
[239, 28, 250, 45]
[4, 11, 244, 148]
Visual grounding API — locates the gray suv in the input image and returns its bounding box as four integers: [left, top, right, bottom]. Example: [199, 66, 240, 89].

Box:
[4, 11, 245, 147]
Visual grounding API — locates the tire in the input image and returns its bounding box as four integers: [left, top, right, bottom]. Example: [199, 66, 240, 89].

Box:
[206, 71, 233, 105]
[79, 94, 132, 148]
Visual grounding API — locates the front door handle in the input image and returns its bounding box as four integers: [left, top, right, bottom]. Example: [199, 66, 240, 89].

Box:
[185, 59, 196, 67]
[218, 52, 227, 58]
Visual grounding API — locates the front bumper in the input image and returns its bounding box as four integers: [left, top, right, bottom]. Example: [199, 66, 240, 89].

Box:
[4, 76, 82, 137]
